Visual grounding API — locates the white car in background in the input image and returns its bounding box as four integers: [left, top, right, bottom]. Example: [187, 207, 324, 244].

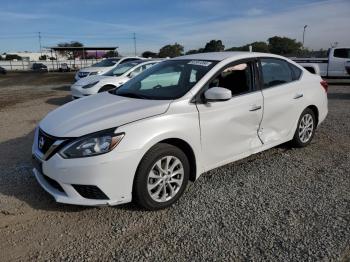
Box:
[293, 47, 350, 78]
[71, 60, 160, 99]
[74, 57, 142, 81]
[32, 52, 328, 210]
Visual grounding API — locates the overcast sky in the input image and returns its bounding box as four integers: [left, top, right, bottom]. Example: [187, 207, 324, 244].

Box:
[0, 0, 349, 55]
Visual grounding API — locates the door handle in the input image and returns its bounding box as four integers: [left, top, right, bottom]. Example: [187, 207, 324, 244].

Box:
[249, 105, 262, 111]
[294, 93, 303, 99]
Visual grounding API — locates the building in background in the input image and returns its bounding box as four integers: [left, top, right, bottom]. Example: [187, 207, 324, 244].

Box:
[0, 51, 68, 61]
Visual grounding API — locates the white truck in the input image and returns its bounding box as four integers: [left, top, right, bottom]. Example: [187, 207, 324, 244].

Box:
[292, 47, 350, 78]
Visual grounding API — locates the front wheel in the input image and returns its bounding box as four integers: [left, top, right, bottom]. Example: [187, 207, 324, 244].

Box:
[133, 143, 189, 210]
[291, 108, 316, 147]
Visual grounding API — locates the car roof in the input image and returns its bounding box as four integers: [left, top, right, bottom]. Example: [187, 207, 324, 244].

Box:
[173, 51, 284, 61]
[138, 59, 160, 64]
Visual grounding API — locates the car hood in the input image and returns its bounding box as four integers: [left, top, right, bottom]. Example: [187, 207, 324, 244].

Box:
[39, 92, 170, 137]
[74, 75, 111, 86]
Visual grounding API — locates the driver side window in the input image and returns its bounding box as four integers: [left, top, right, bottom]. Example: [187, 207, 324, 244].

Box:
[207, 62, 254, 96]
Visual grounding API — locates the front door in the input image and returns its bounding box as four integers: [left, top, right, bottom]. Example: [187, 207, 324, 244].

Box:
[196, 60, 263, 171]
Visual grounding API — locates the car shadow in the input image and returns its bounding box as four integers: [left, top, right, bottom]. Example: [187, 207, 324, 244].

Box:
[46, 95, 72, 106]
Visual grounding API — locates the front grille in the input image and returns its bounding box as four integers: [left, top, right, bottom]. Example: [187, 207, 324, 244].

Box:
[38, 129, 57, 155]
[78, 72, 89, 78]
[72, 185, 109, 200]
[43, 175, 64, 193]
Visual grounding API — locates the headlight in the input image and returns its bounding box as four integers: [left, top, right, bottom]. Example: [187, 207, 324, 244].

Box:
[59, 130, 124, 158]
[82, 81, 99, 89]
[89, 71, 101, 76]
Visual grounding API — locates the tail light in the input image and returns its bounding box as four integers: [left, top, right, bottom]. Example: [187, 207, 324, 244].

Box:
[320, 80, 328, 93]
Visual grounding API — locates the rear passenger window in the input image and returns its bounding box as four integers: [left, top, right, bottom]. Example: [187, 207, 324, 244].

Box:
[290, 64, 302, 80]
[334, 48, 350, 59]
[260, 58, 293, 88]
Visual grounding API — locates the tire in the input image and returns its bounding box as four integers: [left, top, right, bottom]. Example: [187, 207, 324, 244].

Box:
[291, 108, 316, 147]
[98, 85, 116, 93]
[133, 143, 190, 210]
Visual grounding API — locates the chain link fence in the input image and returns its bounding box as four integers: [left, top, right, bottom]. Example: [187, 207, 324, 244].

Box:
[0, 59, 103, 71]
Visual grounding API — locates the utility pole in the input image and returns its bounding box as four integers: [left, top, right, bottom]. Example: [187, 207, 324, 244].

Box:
[302, 25, 308, 48]
[133, 32, 137, 56]
[38, 32, 42, 56]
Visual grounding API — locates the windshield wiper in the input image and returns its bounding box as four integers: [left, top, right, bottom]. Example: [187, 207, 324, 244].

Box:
[116, 92, 150, 99]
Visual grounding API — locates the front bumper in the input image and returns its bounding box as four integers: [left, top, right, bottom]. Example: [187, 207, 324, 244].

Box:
[70, 84, 96, 99]
[32, 139, 140, 206]
[75, 71, 90, 81]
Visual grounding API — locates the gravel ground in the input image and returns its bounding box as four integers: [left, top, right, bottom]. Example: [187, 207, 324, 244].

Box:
[0, 73, 349, 261]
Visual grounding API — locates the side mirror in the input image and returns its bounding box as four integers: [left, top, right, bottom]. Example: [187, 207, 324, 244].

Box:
[204, 87, 232, 102]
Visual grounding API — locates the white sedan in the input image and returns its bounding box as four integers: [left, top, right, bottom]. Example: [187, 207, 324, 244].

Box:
[32, 52, 328, 210]
[71, 60, 159, 99]
[74, 57, 142, 81]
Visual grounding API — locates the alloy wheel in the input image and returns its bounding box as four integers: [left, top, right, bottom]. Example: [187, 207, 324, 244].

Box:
[147, 156, 184, 202]
[298, 113, 314, 143]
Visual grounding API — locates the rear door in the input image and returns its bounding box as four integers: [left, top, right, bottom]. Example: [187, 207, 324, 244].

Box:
[258, 58, 304, 145]
[196, 59, 264, 170]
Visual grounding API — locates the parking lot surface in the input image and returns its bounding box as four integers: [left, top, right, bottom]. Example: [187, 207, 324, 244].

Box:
[0, 73, 349, 261]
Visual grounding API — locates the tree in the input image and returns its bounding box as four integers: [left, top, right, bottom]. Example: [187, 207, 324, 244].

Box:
[185, 49, 199, 55]
[249, 41, 269, 52]
[142, 51, 158, 58]
[39, 55, 47, 60]
[268, 36, 302, 55]
[203, 40, 225, 52]
[226, 41, 269, 52]
[57, 41, 84, 59]
[158, 43, 184, 58]
[103, 50, 119, 58]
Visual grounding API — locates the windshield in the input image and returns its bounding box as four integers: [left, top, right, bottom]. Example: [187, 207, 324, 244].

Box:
[92, 58, 120, 67]
[114, 59, 217, 100]
[104, 61, 144, 76]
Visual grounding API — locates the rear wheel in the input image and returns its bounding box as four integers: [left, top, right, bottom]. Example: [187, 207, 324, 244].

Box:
[291, 108, 316, 147]
[133, 143, 189, 210]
